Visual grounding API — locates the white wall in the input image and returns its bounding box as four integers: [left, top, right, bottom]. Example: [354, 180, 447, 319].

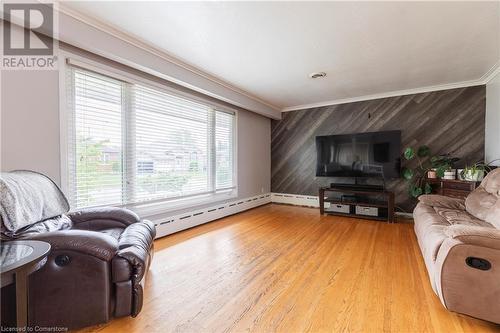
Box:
[1, 70, 61, 181]
[237, 110, 271, 198]
[486, 71, 500, 165]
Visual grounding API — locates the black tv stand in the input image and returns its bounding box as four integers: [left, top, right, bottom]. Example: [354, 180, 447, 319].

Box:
[319, 185, 395, 223]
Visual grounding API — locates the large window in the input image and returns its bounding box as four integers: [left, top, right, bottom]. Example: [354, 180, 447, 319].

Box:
[66, 66, 236, 209]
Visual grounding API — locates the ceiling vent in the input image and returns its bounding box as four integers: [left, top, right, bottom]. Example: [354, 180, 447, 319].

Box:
[309, 72, 327, 79]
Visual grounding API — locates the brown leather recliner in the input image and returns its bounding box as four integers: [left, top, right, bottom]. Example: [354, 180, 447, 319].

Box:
[0, 170, 156, 330]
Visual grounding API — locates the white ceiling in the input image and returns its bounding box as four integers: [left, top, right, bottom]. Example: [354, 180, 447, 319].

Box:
[63, 1, 500, 111]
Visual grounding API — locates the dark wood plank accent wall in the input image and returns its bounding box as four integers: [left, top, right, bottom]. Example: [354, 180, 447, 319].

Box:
[271, 86, 486, 212]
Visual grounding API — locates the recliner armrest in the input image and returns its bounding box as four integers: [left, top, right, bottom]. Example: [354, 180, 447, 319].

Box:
[69, 207, 140, 229]
[418, 194, 466, 210]
[445, 224, 500, 250]
[115, 220, 155, 317]
[116, 220, 155, 278]
[29, 229, 119, 261]
[435, 226, 500, 323]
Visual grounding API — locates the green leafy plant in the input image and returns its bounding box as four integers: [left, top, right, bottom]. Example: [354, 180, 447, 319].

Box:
[460, 159, 499, 181]
[401, 145, 459, 198]
[429, 155, 460, 177]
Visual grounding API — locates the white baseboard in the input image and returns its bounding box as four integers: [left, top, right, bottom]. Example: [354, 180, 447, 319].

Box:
[271, 193, 320, 207]
[153, 193, 271, 238]
[396, 212, 413, 219]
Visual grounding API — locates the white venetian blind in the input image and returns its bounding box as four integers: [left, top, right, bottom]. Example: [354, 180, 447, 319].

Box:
[215, 110, 235, 190]
[68, 68, 124, 208]
[130, 84, 212, 203]
[67, 64, 236, 210]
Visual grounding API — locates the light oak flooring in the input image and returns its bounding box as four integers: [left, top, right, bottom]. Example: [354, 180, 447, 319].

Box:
[78, 204, 500, 333]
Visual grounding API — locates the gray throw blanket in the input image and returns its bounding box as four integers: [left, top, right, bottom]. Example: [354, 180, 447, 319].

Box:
[0, 170, 70, 235]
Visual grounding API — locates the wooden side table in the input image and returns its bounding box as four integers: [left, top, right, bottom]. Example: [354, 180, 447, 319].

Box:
[1, 240, 51, 329]
[426, 178, 480, 199]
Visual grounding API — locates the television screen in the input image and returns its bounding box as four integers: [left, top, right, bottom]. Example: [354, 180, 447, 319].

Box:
[316, 130, 401, 179]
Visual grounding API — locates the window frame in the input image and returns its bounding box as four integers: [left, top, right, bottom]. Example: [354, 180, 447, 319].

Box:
[59, 51, 238, 216]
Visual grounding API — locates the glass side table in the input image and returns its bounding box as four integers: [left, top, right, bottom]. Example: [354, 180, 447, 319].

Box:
[1, 240, 51, 329]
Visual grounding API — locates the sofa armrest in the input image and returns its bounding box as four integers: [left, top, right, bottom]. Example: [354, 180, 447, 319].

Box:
[115, 220, 155, 316]
[68, 207, 140, 229]
[116, 220, 155, 280]
[29, 229, 118, 261]
[444, 224, 500, 250]
[418, 194, 466, 210]
[434, 226, 500, 323]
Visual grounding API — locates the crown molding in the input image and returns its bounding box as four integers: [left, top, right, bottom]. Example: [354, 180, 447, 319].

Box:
[282, 62, 500, 112]
[54, 2, 282, 118]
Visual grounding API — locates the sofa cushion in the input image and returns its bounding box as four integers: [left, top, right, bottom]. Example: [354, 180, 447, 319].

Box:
[413, 203, 449, 285]
[418, 195, 465, 210]
[433, 206, 492, 227]
[99, 227, 125, 240]
[414, 203, 493, 261]
[466, 168, 500, 228]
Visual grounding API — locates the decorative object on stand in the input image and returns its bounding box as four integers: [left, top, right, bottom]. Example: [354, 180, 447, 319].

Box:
[443, 169, 457, 180]
[402, 145, 460, 198]
[427, 169, 438, 179]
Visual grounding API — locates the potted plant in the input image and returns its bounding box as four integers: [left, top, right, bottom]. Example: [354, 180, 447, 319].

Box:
[402, 145, 459, 198]
[429, 154, 460, 178]
[442, 167, 456, 180]
[460, 160, 499, 181]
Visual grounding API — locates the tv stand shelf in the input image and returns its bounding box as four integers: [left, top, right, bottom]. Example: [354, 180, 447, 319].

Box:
[324, 198, 389, 208]
[319, 186, 395, 223]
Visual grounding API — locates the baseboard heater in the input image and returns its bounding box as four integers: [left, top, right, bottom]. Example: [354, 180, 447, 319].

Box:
[152, 194, 271, 238]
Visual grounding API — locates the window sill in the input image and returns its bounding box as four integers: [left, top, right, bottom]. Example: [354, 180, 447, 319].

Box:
[125, 190, 238, 218]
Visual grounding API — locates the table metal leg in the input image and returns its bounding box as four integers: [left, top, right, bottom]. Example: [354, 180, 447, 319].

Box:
[15, 271, 28, 329]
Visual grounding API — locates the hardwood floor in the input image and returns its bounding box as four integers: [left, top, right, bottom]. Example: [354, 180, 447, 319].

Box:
[78, 204, 500, 333]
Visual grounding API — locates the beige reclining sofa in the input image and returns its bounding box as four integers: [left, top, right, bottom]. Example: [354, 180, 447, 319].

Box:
[413, 168, 500, 323]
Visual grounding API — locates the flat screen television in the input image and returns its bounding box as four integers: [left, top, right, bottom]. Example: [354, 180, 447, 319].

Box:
[316, 130, 401, 179]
